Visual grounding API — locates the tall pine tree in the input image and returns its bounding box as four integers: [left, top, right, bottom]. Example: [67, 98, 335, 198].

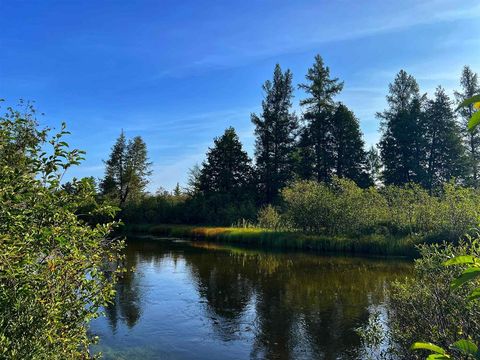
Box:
[424, 87, 467, 190]
[198, 127, 253, 196]
[101, 131, 152, 207]
[455, 66, 480, 187]
[378, 70, 426, 185]
[251, 64, 297, 203]
[331, 103, 371, 186]
[298, 55, 343, 182]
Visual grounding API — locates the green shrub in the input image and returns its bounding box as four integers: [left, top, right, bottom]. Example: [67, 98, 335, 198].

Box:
[257, 204, 283, 230]
[0, 103, 124, 359]
[281, 178, 480, 240]
[359, 240, 480, 359]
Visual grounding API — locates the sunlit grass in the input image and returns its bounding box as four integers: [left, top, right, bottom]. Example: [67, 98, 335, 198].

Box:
[127, 224, 420, 257]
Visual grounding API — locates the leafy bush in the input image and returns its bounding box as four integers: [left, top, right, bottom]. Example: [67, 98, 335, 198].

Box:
[0, 102, 124, 359]
[257, 204, 283, 230]
[280, 177, 480, 240]
[359, 240, 480, 359]
[281, 180, 336, 233]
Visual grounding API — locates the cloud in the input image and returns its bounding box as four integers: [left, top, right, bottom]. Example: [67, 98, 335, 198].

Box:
[153, 0, 480, 79]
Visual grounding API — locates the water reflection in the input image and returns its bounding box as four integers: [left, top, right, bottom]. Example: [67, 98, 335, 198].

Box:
[92, 238, 410, 360]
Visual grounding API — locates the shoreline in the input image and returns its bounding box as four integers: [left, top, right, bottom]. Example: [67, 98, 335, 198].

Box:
[123, 224, 423, 258]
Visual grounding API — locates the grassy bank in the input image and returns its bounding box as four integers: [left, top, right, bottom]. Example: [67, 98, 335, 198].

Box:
[124, 224, 422, 257]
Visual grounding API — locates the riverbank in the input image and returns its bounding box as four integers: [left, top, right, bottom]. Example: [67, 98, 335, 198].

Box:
[124, 224, 426, 257]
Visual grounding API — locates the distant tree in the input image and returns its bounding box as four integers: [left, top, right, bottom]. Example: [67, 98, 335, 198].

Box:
[378, 70, 427, 185]
[125, 136, 152, 200]
[186, 164, 202, 195]
[454, 66, 480, 187]
[298, 54, 344, 182]
[100, 131, 152, 208]
[365, 146, 382, 186]
[423, 87, 467, 190]
[198, 127, 253, 196]
[252, 64, 298, 203]
[330, 103, 371, 186]
[173, 182, 182, 197]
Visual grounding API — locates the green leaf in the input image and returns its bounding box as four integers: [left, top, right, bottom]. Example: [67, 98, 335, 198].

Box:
[427, 355, 450, 360]
[468, 288, 480, 301]
[451, 267, 480, 289]
[457, 94, 480, 110]
[468, 112, 480, 132]
[452, 339, 478, 355]
[443, 256, 476, 266]
[411, 342, 447, 354]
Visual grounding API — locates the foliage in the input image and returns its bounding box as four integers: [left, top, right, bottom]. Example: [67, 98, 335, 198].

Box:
[330, 103, 371, 186]
[409, 93, 480, 360]
[280, 177, 480, 240]
[366, 145, 382, 185]
[454, 66, 480, 187]
[392, 241, 480, 359]
[357, 241, 480, 360]
[198, 127, 253, 196]
[252, 64, 298, 203]
[423, 87, 468, 190]
[120, 184, 257, 227]
[100, 131, 152, 208]
[297, 54, 344, 182]
[0, 102, 124, 359]
[257, 204, 284, 230]
[378, 70, 427, 185]
[144, 224, 416, 256]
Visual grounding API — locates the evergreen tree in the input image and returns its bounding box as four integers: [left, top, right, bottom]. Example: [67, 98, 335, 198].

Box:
[198, 127, 253, 196]
[101, 131, 152, 207]
[252, 64, 297, 203]
[455, 66, 480, 187]
[186, 164, 202, 195]
[365, 146, 382, 186]
[101, 131, 127, 200]
[173, 182, 182, 197]
[331, 103, 371, 186]
[378, 70, 427, 185]
[424, 87, 467, 190]
[125, 136, 152, 201]
[298, 55, 344, 182]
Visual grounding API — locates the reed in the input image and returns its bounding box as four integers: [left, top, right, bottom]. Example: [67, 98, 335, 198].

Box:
[126, 224, 421, 257]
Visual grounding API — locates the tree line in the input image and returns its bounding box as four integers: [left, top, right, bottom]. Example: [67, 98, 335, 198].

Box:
[100, 55, 479, 225]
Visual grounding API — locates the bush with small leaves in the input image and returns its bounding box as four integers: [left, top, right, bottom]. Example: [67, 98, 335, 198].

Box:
[0, 101, 124, 359]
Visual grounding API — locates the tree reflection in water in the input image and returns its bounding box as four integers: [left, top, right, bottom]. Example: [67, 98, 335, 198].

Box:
[101, 238, 411, 359]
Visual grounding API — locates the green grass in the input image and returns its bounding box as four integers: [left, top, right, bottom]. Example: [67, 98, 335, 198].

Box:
[124, 223, 422, 257]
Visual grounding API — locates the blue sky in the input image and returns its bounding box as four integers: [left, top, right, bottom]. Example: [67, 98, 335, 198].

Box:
[1, 0, 479, 191]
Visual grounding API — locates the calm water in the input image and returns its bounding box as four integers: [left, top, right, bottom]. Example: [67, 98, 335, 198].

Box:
[90, 237, 411, 360]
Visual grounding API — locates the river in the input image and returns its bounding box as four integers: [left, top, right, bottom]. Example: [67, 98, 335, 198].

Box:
[90, 237, 411, 359]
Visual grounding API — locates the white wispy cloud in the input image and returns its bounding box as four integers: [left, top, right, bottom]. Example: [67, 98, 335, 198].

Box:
[154, 0, 480, 78]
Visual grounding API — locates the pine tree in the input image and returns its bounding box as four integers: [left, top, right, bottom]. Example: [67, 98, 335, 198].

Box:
[101, 131, 127, 201]
[424, 87, 467, 190]
[252, 64, 297, 203]
[125, 136, 152, 202]
[198, 127, 253, 196]
[454, 66, 480, 187]
[186, 164, 202, 195]
[101, 131, 152, 207]
[173, 182, 182, 197]
[331, 103, 371, 186]
[365, 146, 382, 185]
[378, 70, 427, 185]
[298, 55, 344, 182]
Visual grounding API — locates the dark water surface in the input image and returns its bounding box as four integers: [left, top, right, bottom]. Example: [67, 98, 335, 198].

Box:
[90, 237, 411, 360]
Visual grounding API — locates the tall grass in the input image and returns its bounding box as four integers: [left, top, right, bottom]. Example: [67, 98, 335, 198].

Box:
[128, 224, 419, 257]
